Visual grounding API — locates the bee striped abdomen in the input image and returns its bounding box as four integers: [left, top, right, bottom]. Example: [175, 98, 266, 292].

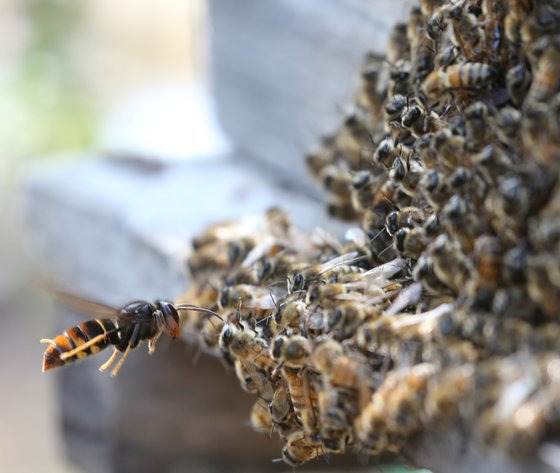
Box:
[42, 318, 116, 371]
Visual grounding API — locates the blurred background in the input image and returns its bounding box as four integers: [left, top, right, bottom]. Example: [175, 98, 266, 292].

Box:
[0, 1, 417, 472]
[1, 2, 213, 472]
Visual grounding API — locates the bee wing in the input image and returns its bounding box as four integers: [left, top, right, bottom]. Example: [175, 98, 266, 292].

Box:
[245, 289, 288, 310]
[317, 251, 361, 275]
[361, 258, 406, 280]
[334, 290, 395, 305]
[241, 235, 276, 268]
[340, 258, 406, 291]
[385, 282, 423, 315]
[391, 302, 453, 329]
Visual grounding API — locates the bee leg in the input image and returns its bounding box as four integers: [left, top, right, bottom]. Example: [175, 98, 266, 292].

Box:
[148, 329, 163, 354]
[99, 348, 119, 372]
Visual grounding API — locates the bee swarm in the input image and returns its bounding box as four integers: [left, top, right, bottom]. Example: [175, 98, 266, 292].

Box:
[181, 0, 560, 468]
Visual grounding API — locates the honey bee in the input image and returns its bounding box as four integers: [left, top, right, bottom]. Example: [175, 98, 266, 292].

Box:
[305, 282, 348, 308]
[273, 293, 306, 333]
[482, 0, 506, 58]
[527, 254, 560, 319]
[401, 100, 446, 138]
[502, 391, 551, 457]
[521, 4, 560, 47]
[426, 3, 451, 43]
[443, 194, 489, 251]
[464, 101, 493, 152]
[312, 338, 374, 412]
[384, 363, 437, 437]
[474, 144, 517, 187]
[428, 234, 475, 294]
[424, 363, 474, 427]
[414, 132, 438, 169]
[395, 226, 429, 259]
[219, 321, 278, 380]
[234, 359, 273, 399]
[359, 52, 389, 114]
[272, 334, 320, 435]
[504, 0, 532, 59]
[320, 164, 353, 201]
[187, 242, 231, 276]
[327, 198, 363, 222]
[430, 128, 465, 169]
[271, 334, 312, 368]
[390, 153, 425, 196]
[435, 41, 462, 70]
[190, 219, 237, 250]
[420, 169, 454, 208]
[356, 364, 438, 455]
[373, 136, 401, 170]
[387, 22, 411, 65]
[250, 400, 274, 433]
[407, 6, 436, 85]
[526, 36, 560, 104]
[385, 206, 426, 237]
[447, 0, 487, 61]
[421, 62, 496, 100]
[385, 94, 408, 124]
[254, 251, 298, 285]
[336, 110, 376, 168]
[218, 284, 279, 321]
[268, 382, 293, 425]
[287, 251, 362, 292]
[226, 237, 258, 268]
[350, 170, 385, 212]
[389, 61, 414, 97]
[466, 235, 503, 310]
[420, 0, 444, 17]
[506, 64, 532, 107]
[413, 253, 454, 295]
[305, 134, 336, 179]
[355, 395, 395, 455]
[327, 301, 380, 340]
[41, 300, 222, 377]
[495, 106, 522, 148]
[317, 388, 353, 453]
[281, 430, 323, 467]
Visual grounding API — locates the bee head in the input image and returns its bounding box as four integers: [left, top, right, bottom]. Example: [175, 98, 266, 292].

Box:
[219, 323, 236, 350]
[270, 335, 286, 361]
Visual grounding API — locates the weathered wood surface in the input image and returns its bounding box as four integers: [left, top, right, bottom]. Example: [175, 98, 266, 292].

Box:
[210, 0, 416, 195]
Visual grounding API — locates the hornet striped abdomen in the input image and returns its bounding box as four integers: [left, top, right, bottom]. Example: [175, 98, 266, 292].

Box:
[42, 318, 119, 370]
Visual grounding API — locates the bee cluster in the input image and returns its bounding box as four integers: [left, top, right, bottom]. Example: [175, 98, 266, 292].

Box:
[180, 0, 560, 468]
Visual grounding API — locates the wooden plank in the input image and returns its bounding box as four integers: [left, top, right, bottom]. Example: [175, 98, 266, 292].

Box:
[209, 0, 416, 194]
